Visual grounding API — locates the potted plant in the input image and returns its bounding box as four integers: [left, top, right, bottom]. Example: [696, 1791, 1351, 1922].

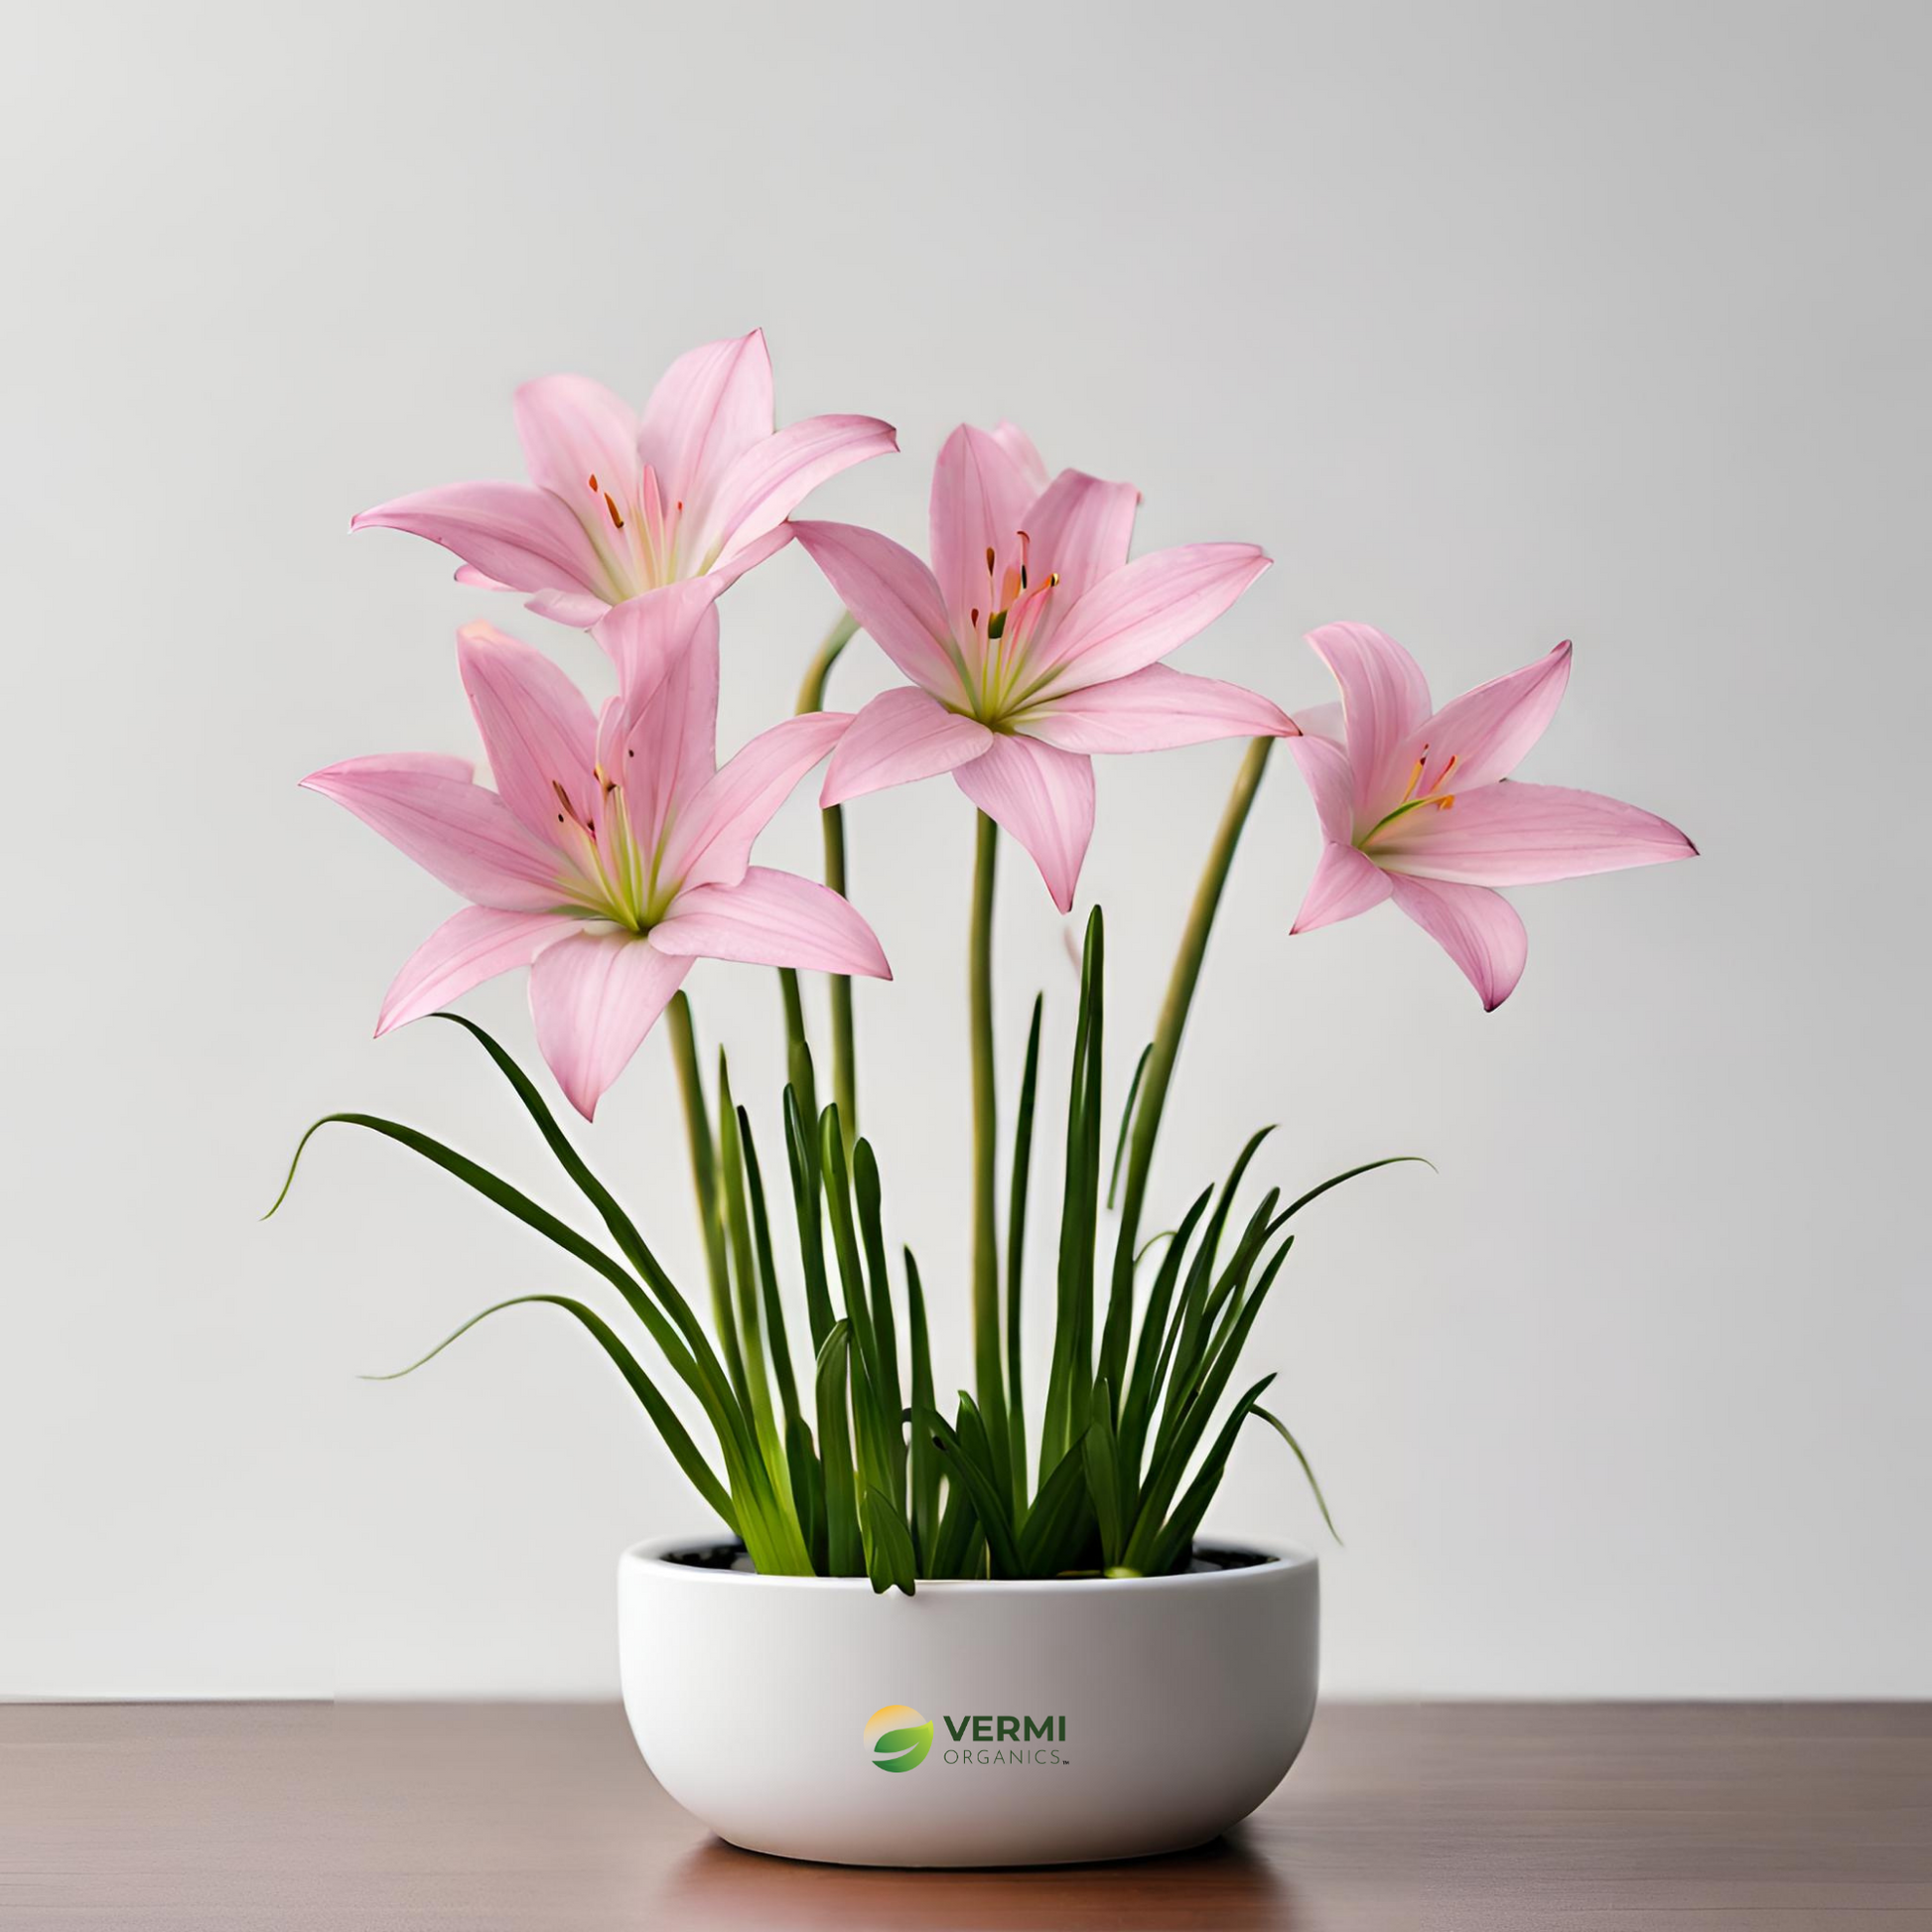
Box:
[271, 330, 1696, 1866]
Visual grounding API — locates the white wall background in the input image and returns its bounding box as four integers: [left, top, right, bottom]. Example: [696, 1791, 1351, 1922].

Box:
[3, 0, 1926, 1701]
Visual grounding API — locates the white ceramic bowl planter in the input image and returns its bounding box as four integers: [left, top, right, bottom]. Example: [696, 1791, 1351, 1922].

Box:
[619, 1534, 1318, 1867]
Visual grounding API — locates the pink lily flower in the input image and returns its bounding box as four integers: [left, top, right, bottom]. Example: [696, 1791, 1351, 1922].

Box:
[351, 330, 897, 629]
[792, 424, 1288, 911]
[1287, 623, 1696, 1009]
[302, 594, 889, 1119]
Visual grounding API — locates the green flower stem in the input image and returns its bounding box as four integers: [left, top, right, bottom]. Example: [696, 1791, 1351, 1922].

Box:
[796, 610, 860, 712]
[822, 804, 857, 1144]
[969, 809, 1012, 1494]
[775, 967, 819, 1131]
[1105, 737, 1276, 1379]
[796, 610, 861, 1147]
[665, 990, 751, 1414]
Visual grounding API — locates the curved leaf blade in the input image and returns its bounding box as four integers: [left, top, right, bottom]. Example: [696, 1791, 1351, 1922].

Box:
[364, 1292, 736, 1532]
[1251, 1403, 1341, 1544]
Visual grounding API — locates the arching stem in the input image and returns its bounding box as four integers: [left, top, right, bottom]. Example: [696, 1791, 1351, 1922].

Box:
[1104, 738, 1276, 1389]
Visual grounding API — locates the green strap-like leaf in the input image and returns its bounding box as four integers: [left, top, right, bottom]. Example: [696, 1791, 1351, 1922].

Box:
[1043, 909, 1105, 1473]
[264, 1109, 801, 1571]
[1106, 1042, 1153, 1212]
[740, 1108, 801, 1432]
[1082, 1383, 1125, 1571]
[820, 1110, 900, 1504]
[1278, 1155, 1434, 1222]
[1117, 1185, 1213, 1505]
[1196, 1188, 1282, 1344]
[819, 1110, 882, 1388]
[846, 1331, 900, 1517]
[717, 1072, 800, 1552]
[904, 1250, 939, 1569]
[1152, 1128, 1276, 1461]
[1251, 1404, 1341, 1543]
[1125, 1241, 1289, 1571]
[929, 1457, 982, 1579]
[267, 1112, 696, 1387]
[1158, 1194, 1284, 1460]
[782, 1086, 836, 1352]
[787, 1411, 826, 1573]
[853, 1141, 904, 1505]
[429, 1017, 780, 1549]
[1019, 1428, 1096, 1578]
[861, 1484, 918, 1596]
[1075, 911, 1106, 1431]
[1145, 1372, 1278, 1576]
[666, 999, 751, 1415]
[363, 1292, 736, 1533]
[813, 1321, 863, 1577]
[420, 1017, 721, 1369]
[920, 1400, 1025, 1579]
[1006, 992, 1043, 1514]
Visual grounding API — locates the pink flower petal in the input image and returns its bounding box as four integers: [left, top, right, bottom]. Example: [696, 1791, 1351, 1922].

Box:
[1409, 639, 1572, 793]
[348, 750, 476, 782]
[990, 421, 1049, 495]
[692, 522, 793, 596]
[377, 905, 580, 1035]
[1017, 662, 1293, 754]
[591, 578, 723, 694]
[521, 588, 614, 629]
[1030, 543, 1270, 690]
[929, 424, 1038, 644]
[1386, 875, 1528, 1011]
[1370, 780, 1698, 886]
[650, 867, 891, 979]
[512, 374, 641, 511]
[820, 687, 994, 806]
[595, 596, 722, 855]
[791, 520, 964, 701]
[1020, 468, 1139, 609]
[637, 330, 774, 524]
[301, 756, 565, 911]
[455, 622, 599, 844]
[698, 413, 897, 573]
[1290, 699, 1345, 748]
[1305, 623, 1434, 827]
[1291, 842, 1393, 934]
[528, 929, 690, 1120]
[952, 733, 1095, 913]
[350, 481, 612, 607]
[1286, 734, 1359, 848]
[662, 711, 852, 892]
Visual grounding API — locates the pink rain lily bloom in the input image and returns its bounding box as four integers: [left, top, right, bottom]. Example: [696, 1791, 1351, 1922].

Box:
[302, 594, 889, 1119]
[792, 423, 1289, 911]
[350, 330, 897, 629]
[1286, 623, 1696, 1010]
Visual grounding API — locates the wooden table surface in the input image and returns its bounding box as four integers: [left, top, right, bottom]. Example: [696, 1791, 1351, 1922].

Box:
[3, 1702, 1926, 1929]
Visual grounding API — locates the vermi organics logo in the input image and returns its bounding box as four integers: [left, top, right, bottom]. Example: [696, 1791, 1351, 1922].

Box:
[864, 1705, 934, 1773]
[864, 1705, 1068, 1772]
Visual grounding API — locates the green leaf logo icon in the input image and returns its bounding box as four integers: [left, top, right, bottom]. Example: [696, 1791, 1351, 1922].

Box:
[863, 1704, 933, 1773]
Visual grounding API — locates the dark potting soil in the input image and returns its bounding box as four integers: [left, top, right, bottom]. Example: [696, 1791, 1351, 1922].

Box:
[658, 1541, 1273, 1578]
